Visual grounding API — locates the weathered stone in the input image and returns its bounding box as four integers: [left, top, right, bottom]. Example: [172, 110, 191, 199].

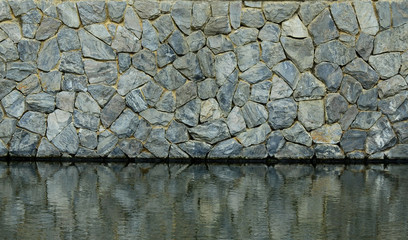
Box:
[217, 79, 237, 115]
[6, 62, 37, 82]
[400, 51, 408, 77]
[18, 39, 40, 62]
[330, 2, 359, 35]
[391, 1, 408, 27]
[351, 111, 381, 130]
[267, 98, 297, 129]
[175, 99, 201, 127]
[78, 129, 97, 149]
[282, 122, 312, 147]
[141, 20, 158, 51]
[311, 123, 342, 144]
[110, 109, 138, 138]
[0, 0, 12, 22]
[61, 74, 88, 92]
[83, 59, 117, 85]
[208, 139, 243, 159]
[308, 9, 339, 45]
[298, 100, 324, 131]
[186, 31, 205, 52]
[117, 68, 151, 95]
[156, 91, 176, 112]
[112, 26, 141, 53]
[315, 144, 345, 159]
[108, 146, 125, 158]
[294, 72, 325, 101]
[9, 0, 35, 16]
[0, 39, 18, 61]
[17, 111, 46, 136]
[118, 53, 131, 73]
[378, 92, 407, 116]
[133, 118, 151, 141]
[52, 123, 79, 155]
[188, 120, 230, 144]
[357, 88, 378, 111]
[369, 53, 401, 79]
[281, 37, 314, 72]
[155, 65, 187, 91]
[340, 75, 363, 104]
[225, 107, 245, 136]
[215, 51, 237, 84]
[118, 138, 143, 158]
[377, 75, 407, 99]
[376, 1, 391, 30]
[56, 92, 75, 112]
[356, 33, 374, 61]
[197, 78, 217, 100]
[229, 1, 242, 29]
[2, 90, 25, 118]
[131, 49, 157, 76]
[59, 51, 84, 74]
[0, 22, 21, 43]
[173, 53, 205, 81]
[200, 98, 221, 123]
[9, 128, 40, 157]
[204, 16, 231, 36]
[346, 151, 366, 159]
[275, 142, 314, 159]
[75, 147, 99, 158]
[240, 62, 272, 85]
[210, 2, 228, 17]
[344, 58, 379, 89]
[166, 120, 189, 144]
[175, 81, 197, 108]
[157, 44, 176, 68]
[263, 2, 299, 23]
[381, 97, 408, 123]
[233, 81, 250, 106]
[237, 123, 271, 147]
[299, 2, 328, 26]
[0, 59, 4, 79]
[35, 17, 61, 41]
[393, 121, 408, 143]
[229, 28, 258, 47]
[207, 35, 233, 54]
[153, 15, 174, 44]
[241, 101, 268, 128]
[37, 38, 60, 72]
[0, 118, 17, 141]
[273, 61, 300, 89]
[354, 0, 379, 35]
[77, 1, 106, 25]
[57, 27, 81, 52]
[178, 141, 212, 158]
[386, 144, 408, 159]
[315, 40, 356, 66]
[57, 2, 80, 28]
[171, 1, 192, 35]
[270, 76, 293, 100]
[237, 43, 260, 72]
[282, 15, 308, 38]
[134, 0, 160, 19]
[169, 144, 189, 158]
[265, 131, 285, 156]
[124, 7, 142, 38]
[78, 29, 115, 60]
[87, 85, 116, 108]
[250, 81, 272, 104]
[192, 2, 210, 29]
[339, 105, 359, 130]
[140, 108, 173, 126]
[75, 92, 100, 114]
[26, 92, 55, 113]
[167, 30, 189, 55]
[340, 129, 367, 153]
[107, 1, 126, 23]
[21, 8, 41, 24]
[97, 130, 118, 157]
[16, 74, 40, 96]
[141, 81, 163, 106]
[241, 8, 265, 28]
[0, 80, 15, 100]
[46, 109, 72, 140]
[366, 117, 397, 154]
[339, 33, 356, 47]
[73, 110, 99, 131]
[125, 89, 148, 113]
[37, 138, 61, 157]
[85, 24, 112, 44]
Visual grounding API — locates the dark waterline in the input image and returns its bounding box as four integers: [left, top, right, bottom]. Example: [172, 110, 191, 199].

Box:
[0, 162, 407, 239]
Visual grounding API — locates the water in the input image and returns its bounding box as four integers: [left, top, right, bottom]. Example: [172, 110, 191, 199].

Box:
[0, 162, 407, 239]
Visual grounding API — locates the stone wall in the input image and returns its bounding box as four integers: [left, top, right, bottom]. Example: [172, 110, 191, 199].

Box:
[0, 0, 407, 160]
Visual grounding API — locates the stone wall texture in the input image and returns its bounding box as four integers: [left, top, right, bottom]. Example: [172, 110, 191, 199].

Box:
[0, 0, 408, 160]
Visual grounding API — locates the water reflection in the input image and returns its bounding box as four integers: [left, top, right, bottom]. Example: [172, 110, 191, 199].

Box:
[0, 162, 407, 239]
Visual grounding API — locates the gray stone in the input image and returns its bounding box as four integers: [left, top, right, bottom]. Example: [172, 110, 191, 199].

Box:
[269, 76, 293, 100]
[176, 81, 197, 107]
[380, 96, 408, 123]
[37, 38, 60, 72]
[21, 23, 37, 39]
[118, 53, 131, 73]
[56, 92, 75, 112]
[340, 129, 367, 153]
[75, 92, 100, 114]
[275, 142, 314, 160]
[78, 29, 115, 60]
[354, 0, 379, 35]
[391, 1, 408, 27]
[133, 0, 160, 19]
[133, 118, 152, 141]
[35, 17, 61, 41]
[0, 79, 14, 99]
[207, 35, 234, 54]
[0, 39, 19, 61]
[377, 92, 406, 117]
[187, 31, 205, 52]
[366, 117, 397, 154]
[0, 59, 4, 79]
[315, 144, 345, 159]
[357, 88, 378, 111]
[282, 15, 308, 38]
[173, 53, 205, 81]
[9, 129, 40, 157]
[141, 20, 158, 51]
[110, 109, 138, 138]
[0, 0, 12, 22]
[37, 138, 61, 157]
[118, 138, 143, 158]
[56, 2, 80, 28]
[78, 129, 97, 149]
[339, 105, 359, 130]
[273, 61, 300, 89]
[124, 7, 142, 38]
[16, 74, 40, 95]
[281, 37, 314, 72]
[141, 81, 163, 106]
[267, 98, 297, 129]
[84, 59, 117, 85]
[215, 51, 237, 84]
[2, 90, 25, 118]
[77, 1, 106, 25]
[241, 8, 265, 28]
[308, 9, 339, 45]
[171, 1, 192, 35]
[108, 146, 125, 158]
[107, 1, 126, 23]
[0, 22, 21, 43]
[233, 81, 250, 106]
[217, 79, 237, 115]
[57, 27, 81, 52]
[156, 91, 176, 112]
[59, 51, 84, 74]
[330, 2, 359, 35]
[377, 75, 407, 99]
[85, 24, 112, 44]
[237, 43, 259, 72]
[52, 123, 79, 155]
[204, 16, 231, 36]
[189, 120, 230, 144]
[26, 92, 55, 113]
[175, 99, 201, 127]
[6, 62, 37, 82]
[369, 53, 401, 79]
[376, 1, 391, 30]
[144, 128, 170, 158]
[339, 33, 356, 46]
[166, 121, 189, 144]
[266, 131, 286, 156]
[97, 130, 118, 157]
[282, 122, 312, 147]
[393, 121, 408, 143]
[9, 0, 35, 16]
[299, 2, 328, 26]
[18, 39, 40, 62]
[227, 106, 246, 136]
[178, 141, 212, 158]
[346, 151, 366, 159]
[241, 101, 268, 128]
[157, 44, 176, 68]
[17, 111, 46, 136]
[356, 33, 374, 60]
[386, 144, 408, 159]
[311, 123, 342, 144]
[153, 15, 175, 43]
[240, 62, 272, 85]
[198, 78, 217, 100]
[258, 23, 280, 42]
[125, 89, 148, 113]
[294, 72, 326, 101]
[340, 75, 363, 104]
[200, 98, 222, 123]
[61, 74, 88, 92]
[229, 28, 258, 47]
[117, 68, 151, 95]
[155, 65, 187, 91]
[75, 147, 99, 158]
[298, 100, 324, 131]
[169, 144, 189, 158]
[400, 51, 408, 76]
[168, 30, 189, 55]
[263, 2, 299, 23]
[73, 110, 99, 131]
[111, 26, 141, 53]
[229, 1, 241, 29]
[344, 58, 379, 89]
[132, 49, 157, 76]
[197, 47, 215, 78]
[140, 108, 173, 126]
[237, 123, 271, 147]
[0, 118, 17, 141]
[87, 85, 116, 107]
[192, 2, 210, 29]
[315, 40, 356, 66]
[21, 8, 41, 24]
[46, 109, 72, 141]
[208, 139, 243, 159]
[250, 81, 272, 104]
[211, 2, 228, 17]
[351, 111, 382, 130]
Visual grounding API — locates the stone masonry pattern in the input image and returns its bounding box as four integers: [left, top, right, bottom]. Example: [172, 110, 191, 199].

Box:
[0, 0, 408, 160]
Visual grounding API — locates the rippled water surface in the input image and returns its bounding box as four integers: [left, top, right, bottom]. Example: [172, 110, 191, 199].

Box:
[0, 162, 407, 239]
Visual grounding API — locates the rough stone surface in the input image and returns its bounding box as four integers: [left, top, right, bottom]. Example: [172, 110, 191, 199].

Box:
[79, 29, 115, 60]
[273, 61, 300, 89]
[57, 2, 80, 28]
[227, 107, 246, 136]
[369, 53, 401, 79]
[344, 58, 379, 89]
[241, 101, 268, 128]
[281, 37, 314, 72]
[315, 144, 345, 159]
[366, 117, 397, 154]
[208, 139, 242, 159]
[311, 124, 342, 144]
[282, 122, 312, 147]
[237, 123, 271, 147]
[354, 0, 379, 35]
[189, 120, 230, 144]
[340, 129, 367, 153]
[330, 2, 359, 35]
[315, 40, 356, 66]
[263, 2, 299, 23]
[18, 111, 46, 136]
[9, 129, 40, 157]
[340, 75, 363, 104]
[308, 9, 339, 45]
[294, 72, 326, 101]
[298, 100, 325, 131]
[267, 98, 297, 130]
[275, 142, 314, 160]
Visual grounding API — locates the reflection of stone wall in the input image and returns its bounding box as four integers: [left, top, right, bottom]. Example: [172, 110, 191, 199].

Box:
[0, 0, 408, 159]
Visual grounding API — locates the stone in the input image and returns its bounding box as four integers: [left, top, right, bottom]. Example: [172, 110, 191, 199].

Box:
[0, 80, 15, 100]
[141, 81, 163, 106]
[168, 30, 189, 55]
[237, 123, 271, 147]
[377, 75, 407, 99]
[166, 121, 189, 144]
[157, 44, 176, 68]
[112, 26, 141, 53]
[241, 101, 268, 128]
[339, 33, 356, 46]
[215, 52, 237, 84]
[229, 1, 241, 30]
[294, 72, 326, 101]
[118, 138, 143, 158]
[217, 80, 237, 115]
[176, 81, 197, 107]
[226, 107, 246, 136]
[198, 78, 217, 100]
[155, 65, 187, 91]
[330, 2, 359, 35]
[37, 38, 60, 72]
[78, 29, 115, 60]
[344, 58, 379, 89]
[376, 1, 391, 30]
[169, 144, 189, 158]
[57, 2, 80, 28]
[391, 1, 408, 27]
[35, 17, 61, 41]
[9, 129, 40, 157]
[0, 59, 4, 79]
[298, 100, 324, 131]
[241, 8, 265, 28]
[346, 151, 366, 159]
[400, 51, 408, 76]
[0, 0, 12, 22]
[171, 1, 192, 35]
[386, 144, 408, 159]
[56, 92, 75, 112]
[339, 105, 359, 130]
[59, 51, 84, 74]
[156, 91, 176, 112]
[187, 31, 205, 52]
[110, 109, 138, 138]
[16, 75, 41, 95]
[175, 99, 201, 127]
[37, 138, 61, 157]
[197, 47, 215, 78]
[356, 33, 374, 61]
[250, 81, 272, 104]
[57, 27, 81, 52]
[178, 141, 212, 158]
[208, 139, 243, 159]
[379, 95, 408, 123]
[140, 108, 173, 126]
[315, 40, 356, 66]
[77, 1, 106, 25]
[366, 117, 397, 154]
[263, 2, 299, 23]
[46, 109, 71, 141]
[18, 39, 40, 62]
[26, 93, 55, 113]
[270, 76, 293, 100]
[133, 118, 152, 141]
[369, 53, 401, 79]
[61, 74, 88, 92]
[340, 75, 363, 104]
[117, 68, 151, 95]
[267, 98, 297, 130]
[204, 17, 231, 36]
[340, 129, 367, 153]
[299, 2, 328, 26]
[200, 98, 222, 123]
[17, 111, 46, 136]
[85, 24, 112, 44]
[9, 0, 35, 16]
[188, 120, 230, 144]
[0, 39, 19, 61]
[173, 53, 205, 81]
[308, 9, 339, 45]
[315, 144, 345, 159]
[84, 59, 117, 85]
[393, 121, 408, 143]
[21, 8, 41, 24]
[108, 146, 125, 158]
[0, 118, 17, 141]
[229, 28, 258, 47]
[132, 49, 157, 76]
[351, 111, 382, 130]
[237, 43, 260, 72]
[233, 81, 250, 106]
[0, 22, 21, 43]
[311, 123, 342, 144]
[207, 35, 234, 54]
[141, 20, 158, 51]
[273, 61, 300, 89]
[75, 92, 100, 114]
[266, 131, 286, 156]
[107, 1, 127, 23]
[78, 129, 98, 149]
[6, 62, 37, 82]
[153, 15, 175, 43]
[124, 7, 142, 38]
[240, 62, 272, 85]
[134, 0, 160, 19]
[211, 2, 228, 17]
[87, 85, 116, 108]
[357, 88, 378, 111]
[75, 147, 99, 158]
[282, 15, 308, 38]
[281, 37, 314, 72]
[282, 122, 312, 147]
[1, 90, 25, 118]
[125, 89, 148, 113]
[52, 123, 79, 155]
[192, 2, 210, 29]
[118, 53, 131, 73]
[73, 110, 99, 131]
[354, 0, 379, 35]
[97, 130, 118, 157]
[275, 142, 314, 160]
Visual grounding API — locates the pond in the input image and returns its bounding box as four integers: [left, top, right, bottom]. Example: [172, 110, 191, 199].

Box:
[0, 162, 407, 239]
